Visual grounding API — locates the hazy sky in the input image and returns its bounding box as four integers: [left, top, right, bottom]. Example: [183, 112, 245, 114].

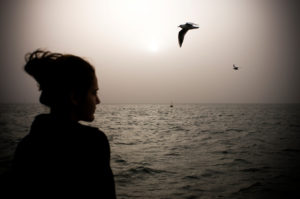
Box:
[0, 0, 299, 104]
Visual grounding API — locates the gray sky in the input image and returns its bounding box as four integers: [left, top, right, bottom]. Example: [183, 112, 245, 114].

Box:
[0, 0, 299, 104]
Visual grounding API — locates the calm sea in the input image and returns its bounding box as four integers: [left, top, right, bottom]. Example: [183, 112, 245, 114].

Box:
[1, 103, 300, 198]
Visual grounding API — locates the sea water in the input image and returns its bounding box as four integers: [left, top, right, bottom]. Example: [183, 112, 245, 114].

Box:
[1, 103, 300, 198]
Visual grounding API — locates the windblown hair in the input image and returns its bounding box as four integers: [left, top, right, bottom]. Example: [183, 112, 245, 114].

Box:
[24, 49, 95, 108]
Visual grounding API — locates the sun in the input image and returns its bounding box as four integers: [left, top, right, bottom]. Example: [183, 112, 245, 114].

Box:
[148, 41, 159, 52]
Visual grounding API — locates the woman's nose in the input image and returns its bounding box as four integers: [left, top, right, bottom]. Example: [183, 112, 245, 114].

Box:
[96, 96, 101, 104]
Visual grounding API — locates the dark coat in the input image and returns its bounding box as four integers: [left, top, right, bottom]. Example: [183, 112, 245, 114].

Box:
[11, 114, 116, 198]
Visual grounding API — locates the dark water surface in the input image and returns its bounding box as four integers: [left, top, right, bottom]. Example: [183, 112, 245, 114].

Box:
[1, 104, 300, 198]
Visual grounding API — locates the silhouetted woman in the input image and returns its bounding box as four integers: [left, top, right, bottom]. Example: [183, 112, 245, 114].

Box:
[12, 49, 116, 198]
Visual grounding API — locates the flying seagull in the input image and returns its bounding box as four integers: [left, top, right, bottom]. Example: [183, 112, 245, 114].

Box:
[233, 64, 239, 70]
[178, 22, 199, 47]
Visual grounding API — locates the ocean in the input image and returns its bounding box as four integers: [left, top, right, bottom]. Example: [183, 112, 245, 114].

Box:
[1, 103, 300, 198]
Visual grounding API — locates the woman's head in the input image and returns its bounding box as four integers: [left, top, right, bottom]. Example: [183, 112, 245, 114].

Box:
[24, 49, 100, 121]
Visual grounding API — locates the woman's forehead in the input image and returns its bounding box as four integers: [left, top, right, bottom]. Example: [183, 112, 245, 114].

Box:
[91, 75, 99, 89]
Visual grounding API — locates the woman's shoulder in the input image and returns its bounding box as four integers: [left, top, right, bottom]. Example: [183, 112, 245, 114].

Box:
[28, 114, 110, 146]
[77, 124, 111, 156]
[78, 123, 104, 134]
[77, 123, 108, 142]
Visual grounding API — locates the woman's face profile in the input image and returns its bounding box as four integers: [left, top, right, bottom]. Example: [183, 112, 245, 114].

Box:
[77, 74, 101, 122]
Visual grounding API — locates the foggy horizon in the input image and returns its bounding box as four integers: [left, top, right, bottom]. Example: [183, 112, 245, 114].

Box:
[1, 0, 299, 104]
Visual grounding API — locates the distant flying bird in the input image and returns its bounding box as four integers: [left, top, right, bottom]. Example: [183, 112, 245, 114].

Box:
[178, 22, 199, 47]
[233, 64, 239, 70]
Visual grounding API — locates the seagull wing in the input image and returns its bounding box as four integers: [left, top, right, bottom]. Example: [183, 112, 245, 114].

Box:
[178, 29, 188, 47]
[187, 22, 198, 26]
